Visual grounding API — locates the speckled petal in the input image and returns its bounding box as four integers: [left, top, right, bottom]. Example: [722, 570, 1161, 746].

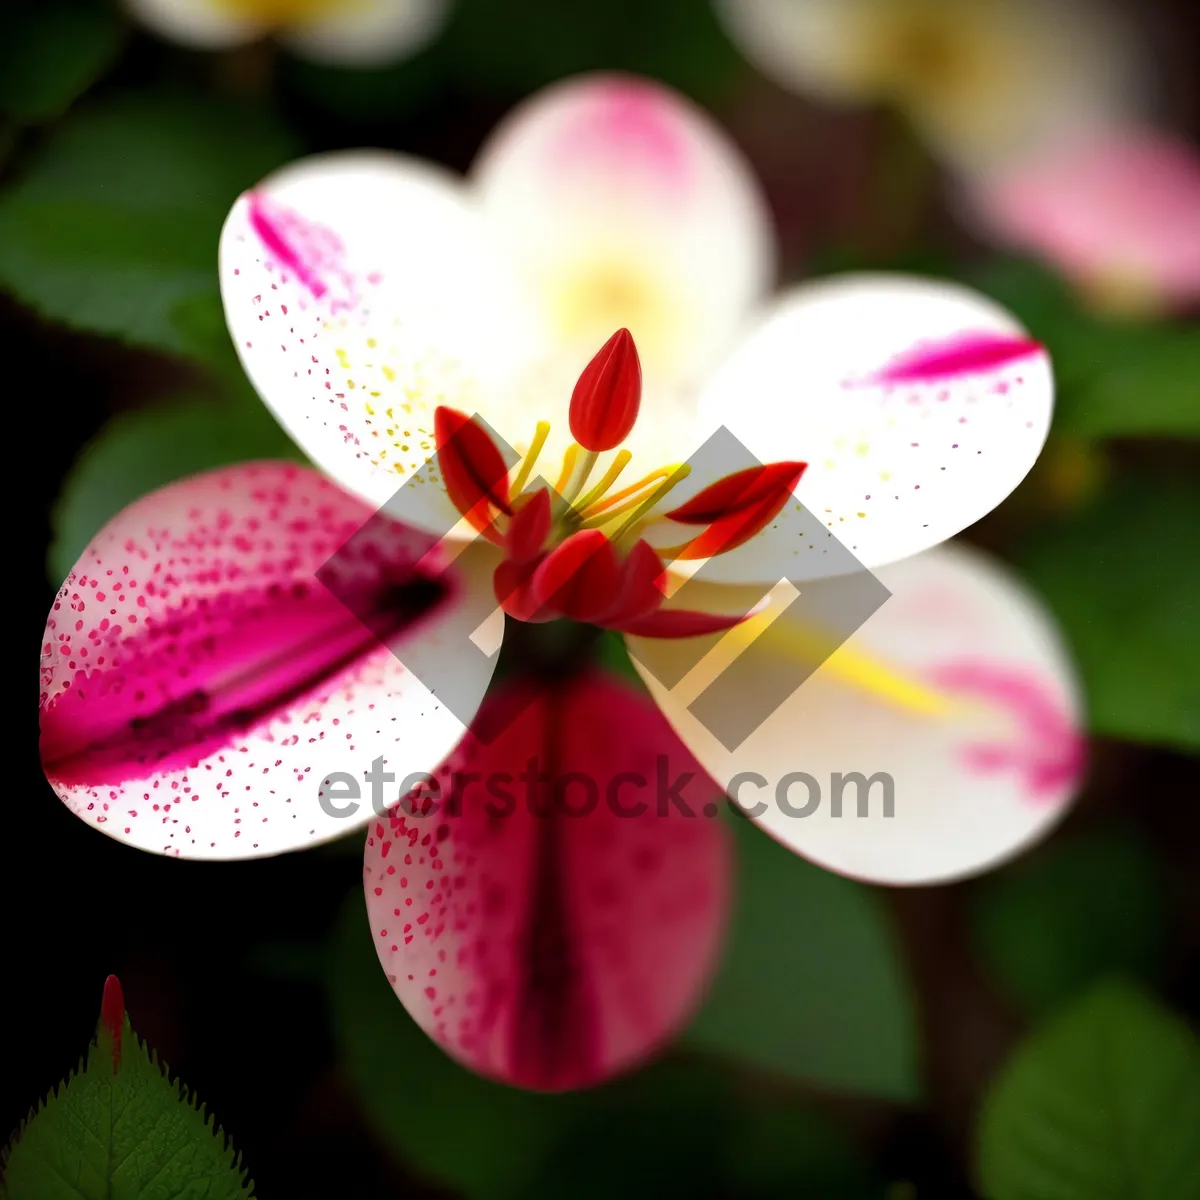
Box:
[627, 543, 1084, 885]
[219, 153, 528, 535]
[40, 463, 500, 860]
[363, 672, 731, 1090]
[281, 0, 450, 65]
[689, 274, 1054, 580]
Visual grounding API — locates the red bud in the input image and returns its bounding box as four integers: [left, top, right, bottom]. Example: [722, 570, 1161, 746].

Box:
[569, 329, 642, 451]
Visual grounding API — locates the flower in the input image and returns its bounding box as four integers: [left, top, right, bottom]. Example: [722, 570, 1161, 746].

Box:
[40, 73, 1086, 1090]
[966, 127, 1200, 315]
[126, 0, 450, 65]
[714, 0, 1145, 170]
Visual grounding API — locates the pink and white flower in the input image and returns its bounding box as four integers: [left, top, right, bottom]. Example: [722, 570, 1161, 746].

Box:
[40, 74, 1086, 1089]
[126, 0, 449, 65]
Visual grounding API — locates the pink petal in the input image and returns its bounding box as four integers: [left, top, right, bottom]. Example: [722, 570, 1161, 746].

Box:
[40, 463, 498, 859]
[970, 127, 1200, 309]
[363, 671, 731, 1090]
[470, 73, 774, 384]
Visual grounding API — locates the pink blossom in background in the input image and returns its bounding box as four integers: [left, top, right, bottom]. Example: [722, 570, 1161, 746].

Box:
[968, 127, 1200, 312]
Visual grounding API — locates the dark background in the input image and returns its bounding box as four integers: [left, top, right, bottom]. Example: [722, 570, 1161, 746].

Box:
[5, 0, 1199, 1195]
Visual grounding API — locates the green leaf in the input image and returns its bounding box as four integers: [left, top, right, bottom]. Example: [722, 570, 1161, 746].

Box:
[444, 0, 743, 103]
[2, 977, 252, 1199]
[328, 893, 875, 1198]
[1017, 473, 1200, 751]
[972, 258, 1200, 438]
[50, 399, 304, 583]
[527, 1060, 877, 1199]
[0, 2, 124, 124]
[971, 828, 1167, 1015]
[684, 813, 919, 1101]
[282, 47, 447, 125]
[977, 981, 1200, 1200]
[0, 91, 299, 354]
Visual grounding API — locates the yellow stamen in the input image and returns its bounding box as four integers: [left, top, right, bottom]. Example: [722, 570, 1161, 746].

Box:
[560, 449, 599, 506]
[602, 464, 692, 542]
[580, 465, 683, 520]
[574, 449, 633, 512]
[552, 443, 581, 498]
[509, 421, 551, 500]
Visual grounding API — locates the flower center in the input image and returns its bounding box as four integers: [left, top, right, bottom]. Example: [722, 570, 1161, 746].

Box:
[212, 0, 353, 25]
[434, 330, 807, 638]
[547, 258, 679, 371]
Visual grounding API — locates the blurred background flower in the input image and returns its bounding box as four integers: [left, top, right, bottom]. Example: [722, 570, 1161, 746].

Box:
[713, 0, 1148, 171]
[966, 126, 1200, 316]
[4, 0, 1198, 1195]
[127, 0, 451, 65]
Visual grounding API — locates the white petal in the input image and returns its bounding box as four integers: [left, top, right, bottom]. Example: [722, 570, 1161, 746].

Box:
[219, 152, 529, 535]
[282, 0, 450, 66]
[125, 0, 261, 47]
[689, 274, 1053, 578]
[627, 542, 1085, 885]
[470, 73, 774, 389]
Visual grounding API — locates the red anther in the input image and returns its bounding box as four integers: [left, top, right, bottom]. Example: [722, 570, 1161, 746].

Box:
[617, 608, 752, 638]
[505, 488, 552, 565]
[435, 408, 513, 530]
[569, 329, 642, 452]
[494, 559, 549, 623]
[663, 461, 807, 560]
[101, 974, 124, 1073]
[595, 539, 665, 627]
[532, 529, 621, 622]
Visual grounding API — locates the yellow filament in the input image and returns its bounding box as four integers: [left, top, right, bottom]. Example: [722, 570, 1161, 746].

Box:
[599, 464, 692, 541]
[560, 448, 599, 506]
[552, 444, 581, 497]
[509, 421, 551, 500]
[580, 465, 683, 519]
[574, 449, 633, 512]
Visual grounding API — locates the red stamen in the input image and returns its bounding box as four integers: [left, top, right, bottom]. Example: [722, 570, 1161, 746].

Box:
[532, 530, 621, 622]
[434, 408, 513, 537]
[664, 461, 806, 560]
[505, 488, 552, 565]
[569, 329, 642, 452]
[595, 539, 665, 627]
[494, 559, 549, 623]
[617, 609, 751, 638]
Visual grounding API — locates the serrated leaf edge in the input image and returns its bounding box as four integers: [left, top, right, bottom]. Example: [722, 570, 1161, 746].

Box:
[0, 1030, 255, 1198]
